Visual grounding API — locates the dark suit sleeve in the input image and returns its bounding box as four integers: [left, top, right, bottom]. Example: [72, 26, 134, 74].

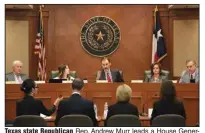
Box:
[104, 106, 113, 126]
[88, 101, 98, 126]
[99, 71, 105, 80]
[134, 106, 139, 117]
[150, 102, 157, 124]
[179, 102, 186, 119]
[116, 71, 124, 82]
[16, 101, 21, 116]
[38, 100, 56, 116]
[55, 100, 65, 126]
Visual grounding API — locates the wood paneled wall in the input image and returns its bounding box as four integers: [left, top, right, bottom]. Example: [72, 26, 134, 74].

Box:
[5, 5, 199, 81]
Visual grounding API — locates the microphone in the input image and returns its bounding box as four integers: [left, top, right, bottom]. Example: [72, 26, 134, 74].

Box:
[96, 71, 102, 80]
[190, 79, 195, 83]
[190, 74, 195, 83]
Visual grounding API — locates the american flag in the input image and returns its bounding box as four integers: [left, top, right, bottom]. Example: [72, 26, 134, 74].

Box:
[151, 6, 167, 63]
[34, 5, 47, 81]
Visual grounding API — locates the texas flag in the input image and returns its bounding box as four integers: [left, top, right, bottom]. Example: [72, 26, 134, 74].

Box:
[152, 6, 167, 63]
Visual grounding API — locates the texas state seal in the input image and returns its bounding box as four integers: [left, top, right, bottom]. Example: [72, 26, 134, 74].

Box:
[80, 16, 120, 57]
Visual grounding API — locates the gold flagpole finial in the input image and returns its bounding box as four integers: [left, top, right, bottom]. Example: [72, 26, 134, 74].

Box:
[155, 5, 158, 12]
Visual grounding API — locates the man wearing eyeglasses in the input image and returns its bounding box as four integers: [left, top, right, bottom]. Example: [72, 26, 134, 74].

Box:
[179, 60, 199, 83]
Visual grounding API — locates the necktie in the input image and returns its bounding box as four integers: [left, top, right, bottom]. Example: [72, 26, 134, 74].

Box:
[107, 72, 111, 82]
[16, 75, 22, 83]
[191, 74, 193, 79]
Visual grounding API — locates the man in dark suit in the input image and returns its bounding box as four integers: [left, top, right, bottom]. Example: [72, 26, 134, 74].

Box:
[6, 60, 28, 83]
[55, 78, 98, 126]
[96, 57, 124, 82]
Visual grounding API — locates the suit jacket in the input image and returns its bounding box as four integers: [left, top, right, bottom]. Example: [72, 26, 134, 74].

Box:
[98, 69, 124, 82]
[16, 95, 56, 116]
[144, 74, 168, 83]
[151, 99, 186, 123]
[6, 72, 28, 81]
[179, 68, 199, 83]
[105, 101, 139, 126]
[55, 94, 97, 126]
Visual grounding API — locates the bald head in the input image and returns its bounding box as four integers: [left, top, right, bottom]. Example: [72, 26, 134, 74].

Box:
[72, 78, 84, 91]
[12, 60, 23, 75]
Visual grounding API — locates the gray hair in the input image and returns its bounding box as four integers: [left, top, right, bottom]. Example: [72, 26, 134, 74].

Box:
[12, 60, 23, 67]
[116, 84, 132, 102]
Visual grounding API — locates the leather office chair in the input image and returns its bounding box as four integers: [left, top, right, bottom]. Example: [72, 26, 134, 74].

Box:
[50, 70, 77, 79]
[144, 69, 169, 82]
[58, 115, 93, 127]
[5, 120, 13, 127]
[107, 114, 141, 127]
[13, 115, 47, 127]
[151, 114, 186, 127]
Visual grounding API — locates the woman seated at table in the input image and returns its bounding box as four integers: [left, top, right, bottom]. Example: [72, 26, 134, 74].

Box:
[105, 84, 139, 126]
[144, 62, 167, 83]
[54, 64, 75, 81]
[16, 79, 63, 116]
[151, 80, 186, 123]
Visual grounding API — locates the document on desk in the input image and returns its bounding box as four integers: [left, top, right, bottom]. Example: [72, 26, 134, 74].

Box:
[40, 113, 52, 120]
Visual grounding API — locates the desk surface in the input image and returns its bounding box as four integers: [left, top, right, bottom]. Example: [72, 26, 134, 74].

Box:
[6, 83, 199, 126]
[45, 115, 150, 122]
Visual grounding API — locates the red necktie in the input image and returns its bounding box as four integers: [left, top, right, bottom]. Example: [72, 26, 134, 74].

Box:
[107, 72, 111, 82]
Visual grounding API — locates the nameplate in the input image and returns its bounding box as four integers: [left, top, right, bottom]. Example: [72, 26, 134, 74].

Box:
[96, 80, 108, 83]
[35, 81, 45, 84]
[131, 80, 143, 83]
[5, 81, 17, 84]
[172, 80, 177, 83]
[83, 80, 88, 83]
[62, 80, 72, 83]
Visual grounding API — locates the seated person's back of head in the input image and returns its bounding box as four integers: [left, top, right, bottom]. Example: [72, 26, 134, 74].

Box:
[55, 78, 97, 126]
[16, 79, 61, 116]
[151, 81, 186, 122]
[105, 84, 139, 126]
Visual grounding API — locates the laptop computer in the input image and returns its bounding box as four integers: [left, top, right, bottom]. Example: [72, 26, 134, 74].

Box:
[48, 79, 67, 83]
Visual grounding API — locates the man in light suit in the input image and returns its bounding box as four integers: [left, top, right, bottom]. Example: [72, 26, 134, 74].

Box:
[179, 60, 199, 83]
[96, 57, 124, 82]
[6, 60, 28, 83]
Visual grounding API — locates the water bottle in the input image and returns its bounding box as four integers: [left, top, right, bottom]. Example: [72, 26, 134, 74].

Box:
[94, 104, 98, 119]
[103, 102, 108, 119]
